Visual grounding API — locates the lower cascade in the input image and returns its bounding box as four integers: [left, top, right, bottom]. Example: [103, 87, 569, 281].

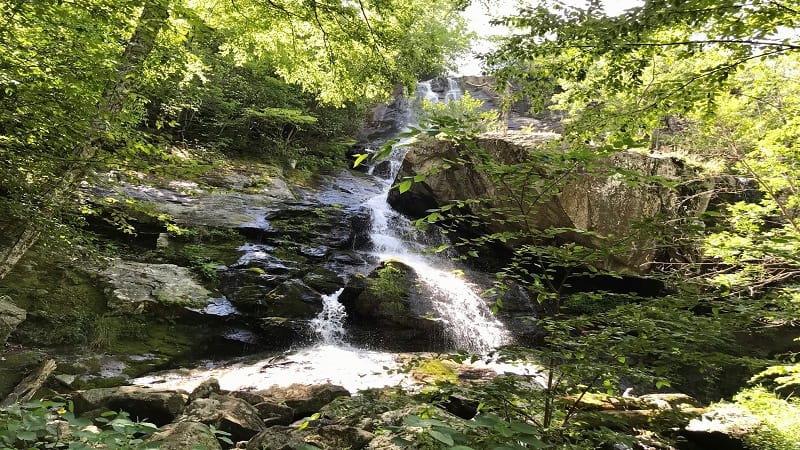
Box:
[134, 79, 513, 392]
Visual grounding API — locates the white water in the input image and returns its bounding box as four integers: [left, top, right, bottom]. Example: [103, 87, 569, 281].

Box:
[309, 288, 347, 345]
[133, 79, 514, 392]
[366, 79, 511, 353]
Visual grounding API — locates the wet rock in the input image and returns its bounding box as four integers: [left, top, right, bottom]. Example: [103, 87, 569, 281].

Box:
[179, 393, 265, 442]
[371, 160, 394, 180]
[102, 260, 211, 314]
[73, 386, 188, 426]
[149, 421, 222, 450]
[302, 267, 344, 296]
[0, 295, 25, 346]
[257, 317, 308, 347]
[226, 279, 321, 319]
[339, 262, 447, 351]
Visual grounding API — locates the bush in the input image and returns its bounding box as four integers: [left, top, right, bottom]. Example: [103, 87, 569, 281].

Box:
[0, 400, 160, 449]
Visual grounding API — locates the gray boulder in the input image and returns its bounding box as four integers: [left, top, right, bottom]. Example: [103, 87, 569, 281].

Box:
[246, 424, 374, 450]
[178, 393, 265, 442]
[148, 421, 222, 450]
[73, 386, 188, 426]
[102, 260, 211, 314]
[0, 295, 25, 346]
[390, 131, 712, 273]
[235, 383, 350, 420]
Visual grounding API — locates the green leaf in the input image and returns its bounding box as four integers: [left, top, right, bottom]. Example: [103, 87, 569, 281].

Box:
[398, 179, 413, 194]
[16, 431, 37, 441]
[428, 429, 454, 446]
[509, 421, 539, 435]
[353, 153, 369, 167]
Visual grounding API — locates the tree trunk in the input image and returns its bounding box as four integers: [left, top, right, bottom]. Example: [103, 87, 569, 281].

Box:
[0, 1, 169, 281]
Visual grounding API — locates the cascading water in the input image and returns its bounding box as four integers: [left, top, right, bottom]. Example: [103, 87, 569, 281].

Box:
[133, 78, 516, 393]
[309, 288, 347, 345]
[365, 79, 510, 353]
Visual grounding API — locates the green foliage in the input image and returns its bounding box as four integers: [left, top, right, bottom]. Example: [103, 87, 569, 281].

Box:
[368, 262, 409, 299]
[420, 92, 501, 140]
[0, 400, 160, 449]
[734, 387, 800, 450]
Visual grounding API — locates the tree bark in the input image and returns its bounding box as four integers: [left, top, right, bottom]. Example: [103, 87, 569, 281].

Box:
[0, 359, 57, 406]
[0, 227, 40, 281]
[0, 1, 169, 281]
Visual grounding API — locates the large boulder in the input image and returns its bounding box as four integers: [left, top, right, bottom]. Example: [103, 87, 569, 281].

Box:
[246, 424, 374, 450]
[148, 421, 222, 450]
[390, 131, 712, 274]
[339, 261, 447, 350]
[102, 260, 211, 314]
[233, 383, 350, 420]
[178, 393, 266, 442]
[0, 295, 25, 346]
[72, 386, 188, 426]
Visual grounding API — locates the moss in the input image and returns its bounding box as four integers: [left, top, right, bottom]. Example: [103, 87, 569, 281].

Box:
[73, 376, 129, 390]
[413, 359, 459, 384]
[367, 261, 411, 301]
[735, 387, 800, 450]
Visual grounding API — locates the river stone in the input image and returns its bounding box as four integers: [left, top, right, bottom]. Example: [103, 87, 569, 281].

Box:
[148, 421, 222, 450]
[72, 386, 188, 426]
[102, 260, 211, 314]
[179, 393, 265, 442]
[0, 295, 25, 346]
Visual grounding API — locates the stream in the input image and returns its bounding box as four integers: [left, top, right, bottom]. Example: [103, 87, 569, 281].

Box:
[133, 79, 524, 393]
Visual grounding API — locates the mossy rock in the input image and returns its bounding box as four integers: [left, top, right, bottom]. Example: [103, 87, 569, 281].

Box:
[302, 267, 344, 295]
[1, 249, 107, 347]
[339, 262, 447, 351]
[341, 261, 416, 320]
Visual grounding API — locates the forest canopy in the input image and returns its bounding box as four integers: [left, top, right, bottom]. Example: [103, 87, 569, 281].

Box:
[0, 0, 471, 277]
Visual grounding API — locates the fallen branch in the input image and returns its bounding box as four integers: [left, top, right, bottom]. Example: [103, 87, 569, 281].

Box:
[1, 359, 57, 406]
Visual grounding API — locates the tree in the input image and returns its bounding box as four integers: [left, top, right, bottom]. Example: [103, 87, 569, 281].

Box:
[378, 2, 800, 446]
[0, 0, 471, 279]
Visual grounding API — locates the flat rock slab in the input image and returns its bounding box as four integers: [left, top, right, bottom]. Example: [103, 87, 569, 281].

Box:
[73, 386, 188, 426]
[102, 260, 211, 314]
[91, 176, 294, 229]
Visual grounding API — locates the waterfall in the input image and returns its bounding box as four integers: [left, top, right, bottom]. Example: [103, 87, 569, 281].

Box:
[132, 78, 515, 393]
[363, 78, 510, 353]
[309, 288, 346, 344]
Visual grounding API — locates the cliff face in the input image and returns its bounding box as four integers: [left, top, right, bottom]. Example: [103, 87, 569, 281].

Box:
[389, 130, 713, 274]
